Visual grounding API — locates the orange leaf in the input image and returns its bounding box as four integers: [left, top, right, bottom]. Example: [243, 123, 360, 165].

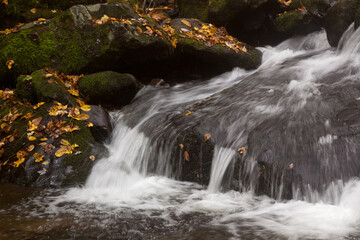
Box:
[184, 151, 190, 162]
[6, 60, 14, 70]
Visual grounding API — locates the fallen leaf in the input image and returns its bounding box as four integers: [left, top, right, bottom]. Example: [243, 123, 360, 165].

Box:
[289, 163, 294, 169]
[80, 105, 91, 112]
[23, 112, 33, 119]
[89, 155, 95, 161]
[36, 18, 46, 22]
[0, 148, 4, 158]
[34, 153, 44, 162]
[2, 0, 8, 5]
[33, 102, 45, 110]
[179, 144, 184, 149]
[42, 161, 49, 165]
[30, 8, 37, 13]
[43, 143, 54, 153]
[204, 133, 211, 142]
[27, 145, 35, 152]
[238, 147, 246, 155]
[73, 113, 90, 121]
[87, 122, 94, 127]
[6, 60, 14, 70]
[40, 137, 48, 141]
[184, 151, 190, 162]
[28, 136, 36, 141]
[181, 19, 192, 28]
[67, 89, 79, 96]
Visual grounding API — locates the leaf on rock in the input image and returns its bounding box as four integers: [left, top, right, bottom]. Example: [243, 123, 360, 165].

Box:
[89, 155, 95, 161]
[80, 105, 91, 112]
[204, 133, 211, 142]
[30, 8, 37, 13]
[184, 151, 190, 162]
[87, 122, 94, 128]
[181, 19, 192, 28]
[27, 145, 35, 152]
[33, 102, 45, 110]
[34, 153, 44, 162]
[73, 113, 90, 121]
[67, 89, 79, 96]
[42, 161, 49, 165]
[28, 136, 36, 141]
[37, 168, 47, 175]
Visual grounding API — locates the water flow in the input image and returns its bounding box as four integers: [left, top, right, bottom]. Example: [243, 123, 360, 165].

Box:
[46, 29, 360, 238]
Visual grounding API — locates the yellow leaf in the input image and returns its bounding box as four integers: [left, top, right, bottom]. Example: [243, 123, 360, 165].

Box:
[27, 145, 35, 152]
[40, 138, 48, 141]
[76, 98, 86, 107]
[13, 158, 25, 167]
[80, 105, 91, 112]
[100, 15, 110, 23]
[73, 113, 90, 121]
[181, 19, 192, 28]
[67, 89, 79, 96]
[28, 136, 36, 141]
[184, 111, 193, 116]
[30, 8, 37, 13]
[45, 73, 52, 78]
[33, 102, 45, 110]
[87, 122, 94, 128]
[34, 153, 44, 162]
[6, 60, 14, 70]
[55, 146, 72, 157]
[60, 139, 71, 146]
[42, 161, 49, 165]
[238, 147, 246, 155]
[2, 0, 8, 5]
[172, 38, 178, 48]
[71, 143, 79, 148]
[23, 112, 33, 119]
[37, 18, 46, 22]
[179, 144, 184, 149]
[89, 155, 95, 161]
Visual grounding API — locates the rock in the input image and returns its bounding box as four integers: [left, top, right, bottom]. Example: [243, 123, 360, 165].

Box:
[324, 0, 359, 47]
[273, 10, 320, 38]
[87, 105, 113, 143]
[15, 70, 77, 106]
[0, 0, 106, 29]
[0, 2, 262, 87]
[78, 71, 144, 108]
[174, 129, 214, 185]
[170, 18, 262, 78]
[0, 99, 107, 188]
[0, 2, 174, 87]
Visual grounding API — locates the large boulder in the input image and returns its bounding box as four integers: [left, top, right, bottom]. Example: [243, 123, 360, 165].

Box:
[0, 2, 262, 87]
[0, 69, 112, 187]
[324, 0, 360, 47]
[78, 71, 143, 108]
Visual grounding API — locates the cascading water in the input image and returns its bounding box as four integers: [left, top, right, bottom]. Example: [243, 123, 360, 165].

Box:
[3, 28, 360, 239]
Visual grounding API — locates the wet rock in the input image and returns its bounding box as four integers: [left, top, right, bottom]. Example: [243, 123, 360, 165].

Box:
[174, 129, 214, 185]
[78, 71, 144, 108]
[87, 105, 113, 143]
[324, 0, 359, 47]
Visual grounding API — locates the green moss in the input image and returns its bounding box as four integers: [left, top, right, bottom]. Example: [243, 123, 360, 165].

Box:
[179, 0, 209, 22]
[274, 11, 309, 33]
[209, 0, 227, 10]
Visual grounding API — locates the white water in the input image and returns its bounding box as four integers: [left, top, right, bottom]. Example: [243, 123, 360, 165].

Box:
[47, 28, 360, 239]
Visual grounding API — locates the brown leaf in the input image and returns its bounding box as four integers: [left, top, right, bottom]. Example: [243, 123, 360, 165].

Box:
[44, 143, 55, 153]
[204, 133, 211, 142]
[179, 144, 184, 149]
[89, 155, 95, 161]
[184, 151, 190, 162]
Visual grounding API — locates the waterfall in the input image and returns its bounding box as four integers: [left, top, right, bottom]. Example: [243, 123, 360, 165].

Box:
[41, 28, 360, 239]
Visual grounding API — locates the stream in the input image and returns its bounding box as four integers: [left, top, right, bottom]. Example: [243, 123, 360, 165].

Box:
[2, 26, 360, 239]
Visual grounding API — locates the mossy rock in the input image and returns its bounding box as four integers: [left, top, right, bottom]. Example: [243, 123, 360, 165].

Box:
[78, 71, 143, 108]
[0, 2, 174, 88]
[0, 85, 109, 187]
[273, 10, 320, 36]
[15, 70, 77, 105]
[0, 0, 107, 29]
[170, 18, 262, 78]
